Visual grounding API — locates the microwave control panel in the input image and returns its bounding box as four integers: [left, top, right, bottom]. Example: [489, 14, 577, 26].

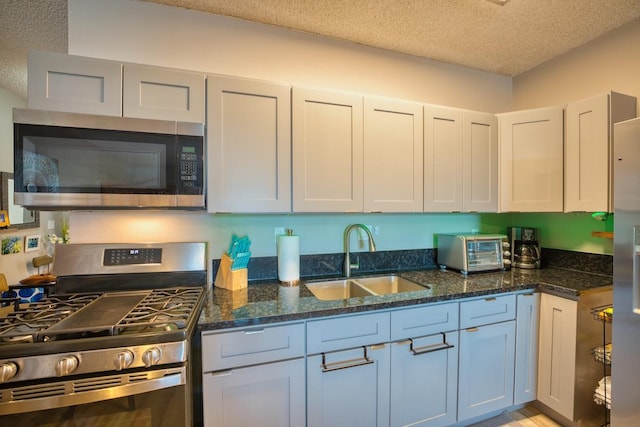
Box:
[178, 136, 203, 193]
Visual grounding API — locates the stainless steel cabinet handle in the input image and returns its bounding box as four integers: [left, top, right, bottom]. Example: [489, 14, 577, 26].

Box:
[484, 297, 497, 301]
[409, 332, 454, 356]
[321, 346, 375, 372]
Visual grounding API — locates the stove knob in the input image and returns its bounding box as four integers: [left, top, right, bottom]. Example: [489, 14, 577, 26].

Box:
[142, 347, 162, 368]
[56, 355, 79, 377]
[0, 362, 18, 383]
[114, 350, 135, 371]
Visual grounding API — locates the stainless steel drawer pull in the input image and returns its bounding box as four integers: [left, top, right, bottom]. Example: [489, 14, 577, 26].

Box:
[321, 347, 374, 372]
[409, 332, 454, 356]
[484, 297, 497, 301]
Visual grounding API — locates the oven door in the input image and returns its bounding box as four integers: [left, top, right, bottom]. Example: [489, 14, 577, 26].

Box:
[0, 366, 191, 426]
[13, 109, 204, 209]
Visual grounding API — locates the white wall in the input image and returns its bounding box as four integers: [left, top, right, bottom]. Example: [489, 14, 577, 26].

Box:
[513, 19, 640, 109]
[65, 0, 513, 266]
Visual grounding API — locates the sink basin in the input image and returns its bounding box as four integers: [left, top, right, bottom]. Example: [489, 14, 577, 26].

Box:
[355, 275, 429, 295]
[304, 279, 373, 301]
[306, 275, 430, 301]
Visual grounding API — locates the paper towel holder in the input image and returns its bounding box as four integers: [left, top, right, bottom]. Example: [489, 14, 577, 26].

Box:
[279, 229, 301, 287]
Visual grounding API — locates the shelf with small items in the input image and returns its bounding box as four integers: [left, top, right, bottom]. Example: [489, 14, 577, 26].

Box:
[591, 343, 612, 365]
[591, 305, 613, 427]
[592, 305, 613, 322]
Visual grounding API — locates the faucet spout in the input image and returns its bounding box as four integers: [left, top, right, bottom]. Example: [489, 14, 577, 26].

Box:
[343, 224, 377, 278]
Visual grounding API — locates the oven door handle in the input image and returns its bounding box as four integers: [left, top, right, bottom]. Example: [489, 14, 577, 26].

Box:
[0, 366, 186, 416]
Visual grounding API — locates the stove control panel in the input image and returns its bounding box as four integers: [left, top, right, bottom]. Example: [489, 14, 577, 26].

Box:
[104, 248, 162, 266]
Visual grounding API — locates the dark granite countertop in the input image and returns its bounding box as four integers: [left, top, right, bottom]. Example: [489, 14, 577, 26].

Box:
[198, 267, 612, 331]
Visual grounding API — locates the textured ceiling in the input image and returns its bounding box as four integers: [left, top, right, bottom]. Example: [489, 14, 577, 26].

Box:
[2, 0, 640, 99]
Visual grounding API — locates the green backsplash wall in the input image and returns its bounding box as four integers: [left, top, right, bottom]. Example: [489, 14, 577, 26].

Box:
[480, 212, 614, 255]
[69, 211, 613, 261]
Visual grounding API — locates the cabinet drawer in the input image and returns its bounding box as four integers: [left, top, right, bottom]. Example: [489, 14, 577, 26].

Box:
[202, 323, 304, 372]
[307, 312, 390, 354]
[391, 302, 458, 340]
[460, 294, 516, 329]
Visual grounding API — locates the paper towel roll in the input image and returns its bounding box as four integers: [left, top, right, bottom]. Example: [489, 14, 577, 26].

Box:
[277, 232, 300, 284]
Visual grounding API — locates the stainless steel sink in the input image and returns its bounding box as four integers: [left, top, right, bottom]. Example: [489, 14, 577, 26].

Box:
[304, 279, 373, 301]
[355, 275, 429, 295]
[306, 275, 430, 301]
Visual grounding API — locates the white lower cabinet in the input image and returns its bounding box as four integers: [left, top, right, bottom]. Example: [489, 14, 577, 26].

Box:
[307, 345, 391, 427]
[514, 292, 540, 405]
[203, 358, 305, 427]
[390, 332, 459, 427]
[201, 323, 305, 427]
[536, 292, 578, 420]
[457, 295, 517, 423]
[390, 303, 459, 427]
[306, 312, 391, 427]
[201, 291, 539, 426]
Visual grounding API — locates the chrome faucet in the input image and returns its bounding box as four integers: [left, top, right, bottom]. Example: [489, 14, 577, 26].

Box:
[343, 224, 377, 278]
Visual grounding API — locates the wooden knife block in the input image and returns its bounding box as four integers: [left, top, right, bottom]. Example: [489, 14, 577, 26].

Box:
[214, 254, 248, 291]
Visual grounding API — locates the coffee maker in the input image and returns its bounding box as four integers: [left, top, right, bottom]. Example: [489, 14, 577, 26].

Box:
[508, 227, 541, 269]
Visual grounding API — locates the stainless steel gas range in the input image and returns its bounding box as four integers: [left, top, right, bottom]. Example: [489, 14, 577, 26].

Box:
[0, 242, 207, 426]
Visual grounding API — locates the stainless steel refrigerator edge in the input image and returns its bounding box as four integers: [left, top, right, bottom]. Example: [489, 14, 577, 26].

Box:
[612, 117, 640, 426]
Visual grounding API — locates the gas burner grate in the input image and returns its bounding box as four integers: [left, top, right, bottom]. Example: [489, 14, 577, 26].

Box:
[0, 293, 102, 344]
[0, 288, 204, 345]
[116, 288, 203, 333]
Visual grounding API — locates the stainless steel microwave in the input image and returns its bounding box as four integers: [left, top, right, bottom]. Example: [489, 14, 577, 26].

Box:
[13, 109, 204, 210]
[437, 233, 506, 275]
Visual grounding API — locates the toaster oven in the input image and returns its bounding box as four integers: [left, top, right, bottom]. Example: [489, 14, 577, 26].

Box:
[437, 233, 506, 275]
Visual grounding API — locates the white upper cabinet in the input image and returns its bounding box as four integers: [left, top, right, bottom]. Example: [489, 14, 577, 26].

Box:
[28, 51, 205, 122]
[364, 97, 423, 213]
[499, 106, 564, 212]
[565, 92, 636, 213]
[463, 111, 499, 212]
[424, 106, 463, 212]
[123, 64, 205, 122]
[28, 50, 123, 116]
[207, 75, 291, 213]
[424, 107, 498, 212]
[292, 87, 364, 212]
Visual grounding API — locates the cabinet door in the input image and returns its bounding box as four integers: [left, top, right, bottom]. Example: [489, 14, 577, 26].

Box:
[390, 332, 458, 427]
[499, 106, 564, 212]
[27, 50, 122, 116]
[463, 111, 498, 212]
[292, 87, 363, 212]
[458, 321, 516, 422]
[208, 76, 291, 213]
[364, 97, 423, 212]
[537, 293, 577, 420]
[123, 64, 205, 122]
[514, 292, 540, 405]
[202, 358, 305, 427]
[565, 92, 636, 213]
[307, 344, 390, 427]
[424, 106, 463, 212]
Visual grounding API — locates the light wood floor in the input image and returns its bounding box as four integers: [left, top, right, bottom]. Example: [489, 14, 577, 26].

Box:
[468, 405, 562, 427]
[508, 405, 563, 427]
